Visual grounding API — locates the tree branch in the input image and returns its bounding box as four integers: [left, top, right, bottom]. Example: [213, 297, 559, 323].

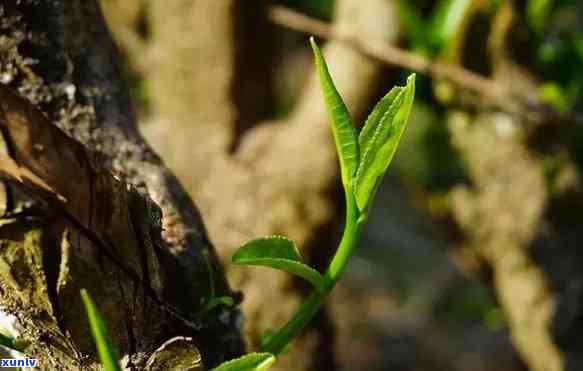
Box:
[268, 6, 583, 128]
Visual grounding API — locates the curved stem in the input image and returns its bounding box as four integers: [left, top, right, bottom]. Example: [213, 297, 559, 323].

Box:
[262, 187, 362, 354]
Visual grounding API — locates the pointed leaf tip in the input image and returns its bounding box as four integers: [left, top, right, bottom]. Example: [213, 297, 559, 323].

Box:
[310, 37, 360, 188]
[407, 73, 417, 86]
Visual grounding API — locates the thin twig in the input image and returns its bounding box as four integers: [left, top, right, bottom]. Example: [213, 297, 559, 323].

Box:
[269, 6, 583, 127]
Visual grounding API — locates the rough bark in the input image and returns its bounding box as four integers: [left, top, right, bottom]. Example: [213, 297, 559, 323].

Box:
[0, 0, 243, 369]
[99, 0, 400, 369]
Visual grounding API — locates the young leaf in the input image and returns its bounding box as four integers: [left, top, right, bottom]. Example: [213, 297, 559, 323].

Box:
[358, 88, 403, 155]
[310, 37, 360, 188]
[355, 74, 416, 215]
[81, 289, 122, 371]
[211, 352, 275, 371]
[232, 236, 323, 290]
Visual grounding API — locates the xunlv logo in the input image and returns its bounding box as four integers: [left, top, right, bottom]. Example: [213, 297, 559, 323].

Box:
[0, 358, 38, 367]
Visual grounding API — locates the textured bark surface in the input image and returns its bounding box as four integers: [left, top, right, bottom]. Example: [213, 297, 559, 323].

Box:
[102, 0, 400, 369]
[0, 0, 243, 369]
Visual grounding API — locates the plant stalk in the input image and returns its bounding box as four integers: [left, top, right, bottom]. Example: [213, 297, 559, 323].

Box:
[261, 185, 362, 354]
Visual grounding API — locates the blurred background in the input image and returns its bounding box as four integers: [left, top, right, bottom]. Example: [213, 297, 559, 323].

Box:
[99, 0, 583, 370]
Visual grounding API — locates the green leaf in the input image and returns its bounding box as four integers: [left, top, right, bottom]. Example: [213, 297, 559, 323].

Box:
[428, 0, 472, 55]
[211, 352, 275, 371]
[310, 37, 359, 188]
[232, 236, 323, 290]
[355, 74, 416, 215]
[0, 332, 25, 353]
[358, 88, 403, 156]
[81, 289, 122, 371]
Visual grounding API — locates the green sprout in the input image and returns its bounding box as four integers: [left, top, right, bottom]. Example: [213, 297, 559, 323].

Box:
[228, 37, 416, 364]
[84, 37, 415, 371]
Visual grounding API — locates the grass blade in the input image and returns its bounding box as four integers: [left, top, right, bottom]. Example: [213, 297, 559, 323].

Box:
[81, 289, 122, 371]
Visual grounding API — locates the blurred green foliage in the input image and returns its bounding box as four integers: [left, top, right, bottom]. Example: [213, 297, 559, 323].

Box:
[397, 0, 472, 58]
[526, 0, 583, 112]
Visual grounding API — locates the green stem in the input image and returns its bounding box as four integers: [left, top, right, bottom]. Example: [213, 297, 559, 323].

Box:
[262, 186, 362, 354]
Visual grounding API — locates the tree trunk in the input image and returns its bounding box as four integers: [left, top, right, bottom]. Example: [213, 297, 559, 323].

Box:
[0, 1, 243, 369]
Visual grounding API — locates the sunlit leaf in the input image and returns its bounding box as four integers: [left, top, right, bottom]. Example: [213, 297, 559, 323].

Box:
[232, 236, 323, 290]
[211, 352, 276, 371]
[358, 88, 403, 157]
[355, 74, 416, 215]
[310, 37, 359, 188]
[81, 290, 122, 371]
